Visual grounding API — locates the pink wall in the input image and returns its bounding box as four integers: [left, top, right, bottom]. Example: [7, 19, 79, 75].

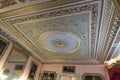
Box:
[41, 64, 109, 80]
[5, 62, 25, 79]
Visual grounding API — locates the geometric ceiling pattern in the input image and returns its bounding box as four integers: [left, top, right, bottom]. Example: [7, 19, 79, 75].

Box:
[0, 0, 120, 64]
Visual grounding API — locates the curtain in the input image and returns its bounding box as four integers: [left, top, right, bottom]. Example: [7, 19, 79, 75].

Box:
[108, 67, 120, 80]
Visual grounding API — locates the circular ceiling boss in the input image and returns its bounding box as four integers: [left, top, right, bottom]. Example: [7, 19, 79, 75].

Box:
[39, 31, 81, 53]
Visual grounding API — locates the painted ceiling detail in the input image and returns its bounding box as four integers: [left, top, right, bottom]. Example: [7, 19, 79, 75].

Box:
[98, 9, 120, 63]
[6, 2, 99, 57]
[0, 0, 17, 9]
[106, 15, 120, 60]
[39, 31, 80, 53]
[96, 0, 115, 61]
[15, 11, 90, 59]
[0, 0, 88, 18]
[0, 1, 101, 64]
[0, 0, 119, 64]
[8, 3, 98, 24]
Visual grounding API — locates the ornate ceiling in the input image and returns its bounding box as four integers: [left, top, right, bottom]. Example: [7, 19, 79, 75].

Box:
[9, 45, 27, 63]
[0, 0, 120, 64]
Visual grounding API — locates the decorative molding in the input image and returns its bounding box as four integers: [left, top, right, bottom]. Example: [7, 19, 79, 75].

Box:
[105, 59, 120, 69]
[0, 0, 92, 18]
[0, 28, 31, 56]
[113, 0, 120, 13]
[44, 59, 101, 65]
[0, 0, 17, 9]
[99, 1, 120, 63]
[0, 28, 43, 63]
[102, 13, 120, 63]
[39, 31, 81, 53]
[1, 18, 51, 59]
[51, 38, 70, 48]
[106, 29, 120, 60]
[7, 3, 98, 24]
[96, 0, 115, 61]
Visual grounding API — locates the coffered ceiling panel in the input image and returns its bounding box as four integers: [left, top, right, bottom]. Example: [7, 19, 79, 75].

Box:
[16, 12, 90, 58]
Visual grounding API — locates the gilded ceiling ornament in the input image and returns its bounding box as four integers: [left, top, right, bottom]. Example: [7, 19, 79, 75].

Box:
[51, 38, 70, 48]
[39, 31, 81, 53]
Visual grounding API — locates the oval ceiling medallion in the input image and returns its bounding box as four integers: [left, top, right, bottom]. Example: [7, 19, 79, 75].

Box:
[39, 31, 81, 53]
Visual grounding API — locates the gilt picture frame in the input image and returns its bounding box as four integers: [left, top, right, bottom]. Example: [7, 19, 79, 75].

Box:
[63, 66, 75, 73]
[40, 71, 57, 80]
[0, 36, 9, 60]
[14, 64, 24, 70]
[82, 73, 104, 80]
[28, 61, 38, 80]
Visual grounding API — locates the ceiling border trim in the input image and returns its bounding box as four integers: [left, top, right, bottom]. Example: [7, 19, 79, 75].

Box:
[96, 0, 114, 60]
[0, 0, 96, 18]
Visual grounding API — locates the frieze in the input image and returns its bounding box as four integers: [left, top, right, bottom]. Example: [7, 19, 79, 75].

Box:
[0, 0, 88, 18]
[44, 59, 101, 64]
[102, 14, 120, 63]
[0, 0, 17, 9]
[96, 0, 114, 61]
[8, 4, 98, 24]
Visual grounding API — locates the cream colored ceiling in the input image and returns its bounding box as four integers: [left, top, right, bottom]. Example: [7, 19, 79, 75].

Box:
[8, 45, 27, 63]
[0, 0, 120, 64]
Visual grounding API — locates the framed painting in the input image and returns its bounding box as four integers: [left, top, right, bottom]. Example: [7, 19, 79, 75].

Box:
[82, 73, 104, 80]
[63, 66, 75, 73]
[14, 64, 24, 70]
[40, 71, 57, 80]
[28, 61, 38, 80]
[0, 36, 9, 60]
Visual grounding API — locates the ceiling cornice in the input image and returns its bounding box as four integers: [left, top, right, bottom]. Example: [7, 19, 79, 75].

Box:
[0, 0, 96, 19]
[101, 12, 120, 62]
[96, 0, 115, 62]
[0, 20, 46, 61]
[97, 1, 120, 63]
